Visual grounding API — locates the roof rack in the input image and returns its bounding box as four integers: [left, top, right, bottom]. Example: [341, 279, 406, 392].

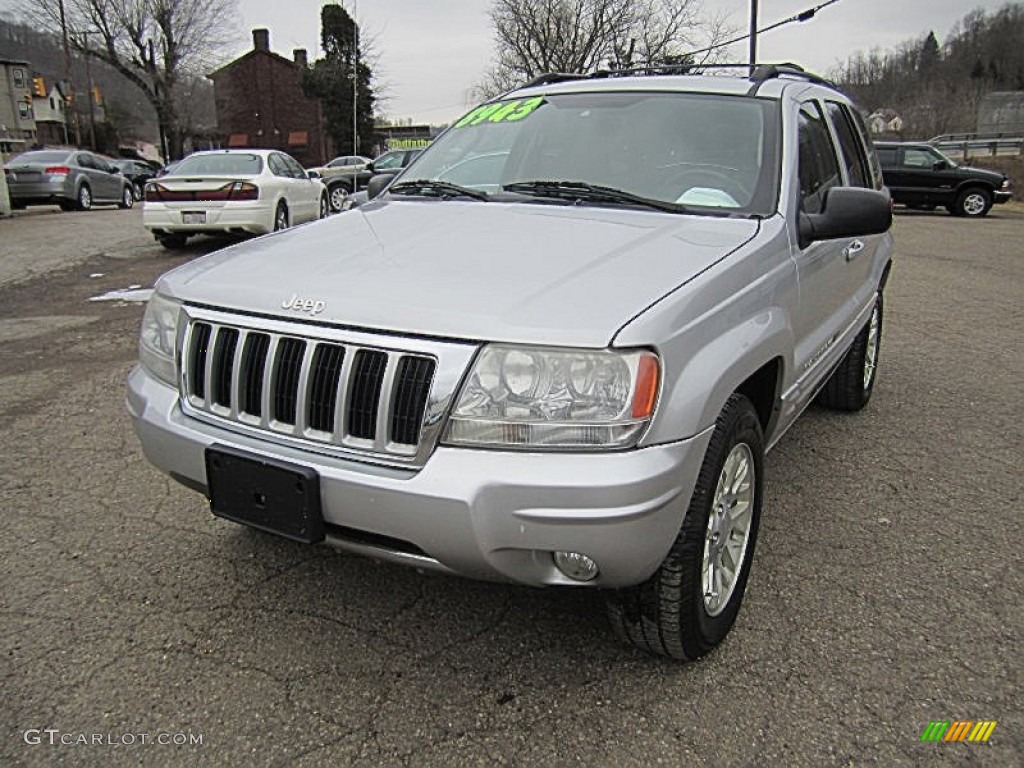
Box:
[514, 63, 838, 97]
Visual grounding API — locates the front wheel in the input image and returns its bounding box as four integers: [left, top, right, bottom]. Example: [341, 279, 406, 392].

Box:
[953, 187, 992, 217]
[816, 293, 883, 412]
[318, 194, 329, 219]
[606, 393, 764, 660]
[118, 185, 134, 209]
[131, 182, 144, 201]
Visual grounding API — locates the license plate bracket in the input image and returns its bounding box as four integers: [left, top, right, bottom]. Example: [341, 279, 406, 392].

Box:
[205, 445, 324, 544]
[182, 211, 206, 225]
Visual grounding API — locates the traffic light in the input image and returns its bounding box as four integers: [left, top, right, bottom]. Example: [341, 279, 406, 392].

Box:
[32, 75, 46, 98]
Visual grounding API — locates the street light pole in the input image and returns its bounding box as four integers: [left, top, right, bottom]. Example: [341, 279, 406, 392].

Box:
[749, 0, 759, 74]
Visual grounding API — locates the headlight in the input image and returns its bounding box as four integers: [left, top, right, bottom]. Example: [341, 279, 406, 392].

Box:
[444, 345, 660, 450]
[139, 293, 182, 386]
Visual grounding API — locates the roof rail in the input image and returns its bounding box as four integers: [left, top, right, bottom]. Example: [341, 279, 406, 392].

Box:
[746, 63, 837, 95]
[519, 72, 585, 89]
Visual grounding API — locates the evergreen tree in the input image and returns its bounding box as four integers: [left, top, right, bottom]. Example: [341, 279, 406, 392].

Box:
[301, 3, 375, 156]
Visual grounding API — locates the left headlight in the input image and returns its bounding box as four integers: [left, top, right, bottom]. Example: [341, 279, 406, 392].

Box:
[443, 345, 660, 450]
[139, 293, 182, 387]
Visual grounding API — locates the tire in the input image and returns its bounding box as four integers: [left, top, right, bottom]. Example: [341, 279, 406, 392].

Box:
[319, 194, 329, 219]
[328, 184, 348, 212]
[816, 292, 883, 412]
[159, 234, 188, 250]
[131, 182, 143, 202]
[273, 201, 289, 231]
[606, 393, 764, 661]
[953, 187, 992, 217]
[77, 184, 92, 211]
[118, 185, 134, 209]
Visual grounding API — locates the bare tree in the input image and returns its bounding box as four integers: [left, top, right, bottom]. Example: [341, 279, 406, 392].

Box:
[477, 0, 733, 97]
[27, 0, 239, 159]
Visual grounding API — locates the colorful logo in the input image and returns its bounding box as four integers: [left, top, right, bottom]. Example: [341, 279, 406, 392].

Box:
[920, 721, 997, 742]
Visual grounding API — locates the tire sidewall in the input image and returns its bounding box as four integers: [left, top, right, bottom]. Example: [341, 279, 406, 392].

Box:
[687, 403, 765, 649]
[957, 188, 991, 217]
[78, 185, 92, 210]
[121, 186, 134, 209]
[274, 202, 288, 231]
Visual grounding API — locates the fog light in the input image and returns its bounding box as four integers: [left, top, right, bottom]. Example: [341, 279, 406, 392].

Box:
[553, 551, 599, 582]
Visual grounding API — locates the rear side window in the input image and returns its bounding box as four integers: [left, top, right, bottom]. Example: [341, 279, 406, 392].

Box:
[825, 102, 870, 188]
[797, 102, 840, 214]
[875, 147, 897, 167]
[848, 111, 885, 188]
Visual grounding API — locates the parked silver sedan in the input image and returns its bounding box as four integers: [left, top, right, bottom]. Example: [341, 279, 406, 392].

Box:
[5, 149, 135, 211]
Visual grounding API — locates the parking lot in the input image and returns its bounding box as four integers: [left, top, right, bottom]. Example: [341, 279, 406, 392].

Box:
[1, 204, 1021, 766]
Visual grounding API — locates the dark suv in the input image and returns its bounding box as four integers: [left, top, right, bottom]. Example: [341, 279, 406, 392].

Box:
[875, 141, 1012, 217]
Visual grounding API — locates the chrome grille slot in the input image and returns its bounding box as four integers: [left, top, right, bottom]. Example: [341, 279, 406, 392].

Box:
[239, 333, 270, 417]
[188, 323, 212, 399]
[307, 343, 346, 432]
[348, 350, 387, 440]
[391, 357, 436, 445]
[272, 338, 306, 425]
[211, 328, 239, 409]
[178, 309, 477, 468]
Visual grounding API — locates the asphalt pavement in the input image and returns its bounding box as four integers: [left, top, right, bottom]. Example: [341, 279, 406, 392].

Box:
[1, 204, 1021, 766]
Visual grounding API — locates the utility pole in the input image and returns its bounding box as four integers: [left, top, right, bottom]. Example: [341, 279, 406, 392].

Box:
[59, 0, 81, 146]
[84, 32, 98, 151]
[351, 0, 359, 156]
[749, 0, 759, 74]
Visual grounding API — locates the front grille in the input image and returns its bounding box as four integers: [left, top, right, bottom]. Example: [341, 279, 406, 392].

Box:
[181, 318, 438, 462]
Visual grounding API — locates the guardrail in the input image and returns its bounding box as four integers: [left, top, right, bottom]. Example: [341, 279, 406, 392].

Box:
[929, 132, 1023, 160]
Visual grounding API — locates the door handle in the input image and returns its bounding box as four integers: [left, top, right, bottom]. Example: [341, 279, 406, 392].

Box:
[843, 239, 865, 261]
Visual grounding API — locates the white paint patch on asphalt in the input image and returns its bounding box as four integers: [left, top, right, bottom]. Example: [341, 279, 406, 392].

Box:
[89, 287, 153, 303]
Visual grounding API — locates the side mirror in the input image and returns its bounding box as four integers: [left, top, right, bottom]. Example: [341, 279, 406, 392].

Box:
[367, 173, 393, 200]
[798, 187, 892, 249]
[307, 170, 321, 180]
[932, 160, 948, 171]
[365, 161, 375, 174]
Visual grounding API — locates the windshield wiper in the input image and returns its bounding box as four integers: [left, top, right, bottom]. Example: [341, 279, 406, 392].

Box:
[388, 179, 489, 201]
[502, 180, 686, 214]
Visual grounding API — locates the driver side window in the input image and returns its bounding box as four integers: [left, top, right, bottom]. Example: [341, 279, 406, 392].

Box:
[797, 102, 841, 215]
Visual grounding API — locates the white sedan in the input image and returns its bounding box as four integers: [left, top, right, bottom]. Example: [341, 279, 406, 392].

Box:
[143, 149, 328, 249]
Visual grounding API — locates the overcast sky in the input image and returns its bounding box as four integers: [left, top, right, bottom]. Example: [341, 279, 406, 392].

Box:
[234, 0, 1014, 124]
[2, 0, 1016, 124]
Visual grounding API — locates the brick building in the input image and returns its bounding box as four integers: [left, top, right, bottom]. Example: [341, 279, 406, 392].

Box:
[208, 29, 331, 167]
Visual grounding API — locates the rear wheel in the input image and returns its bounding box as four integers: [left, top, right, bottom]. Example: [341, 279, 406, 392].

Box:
[816, 292, 883, 412]
[131, 182, 144, 201]
[77, 184, 92, 211]
[273, 202, 289, 231]
[319, 194, 329, 219]
[158, 234, 188, 250]
[328, 184, 348, 212]
[606, 394, 764, 660]
[953, 187, 992, 217]
[118, 185, 134, 209]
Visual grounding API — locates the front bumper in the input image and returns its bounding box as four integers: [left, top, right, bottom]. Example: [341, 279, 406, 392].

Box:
[143, 201, 274, 235]
[994, 190, 1013, 205]
[127, 365, 712, 588]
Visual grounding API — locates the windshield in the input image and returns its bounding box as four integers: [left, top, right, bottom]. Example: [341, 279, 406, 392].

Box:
[405, 91, 779, 215]
[11, 150, 72, 166]
[171, 153, 263, 176]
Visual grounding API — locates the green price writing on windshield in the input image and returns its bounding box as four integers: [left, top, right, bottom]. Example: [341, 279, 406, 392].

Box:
[454, 97, 544, 128]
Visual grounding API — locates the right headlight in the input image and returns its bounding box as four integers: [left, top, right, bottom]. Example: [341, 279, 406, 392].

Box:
[443, 345, 660, 450]
[138, 292, 182, 387]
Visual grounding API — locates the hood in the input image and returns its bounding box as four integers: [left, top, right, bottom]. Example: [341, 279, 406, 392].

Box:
[158, 200, 760, 347]
[957, 165, 1006, 183]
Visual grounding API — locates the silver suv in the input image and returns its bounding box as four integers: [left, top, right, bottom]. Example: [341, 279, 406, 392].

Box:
[128, 65, 893, 660]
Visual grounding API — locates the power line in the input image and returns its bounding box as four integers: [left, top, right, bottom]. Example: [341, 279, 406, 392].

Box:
[687, 0, 844, 60]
